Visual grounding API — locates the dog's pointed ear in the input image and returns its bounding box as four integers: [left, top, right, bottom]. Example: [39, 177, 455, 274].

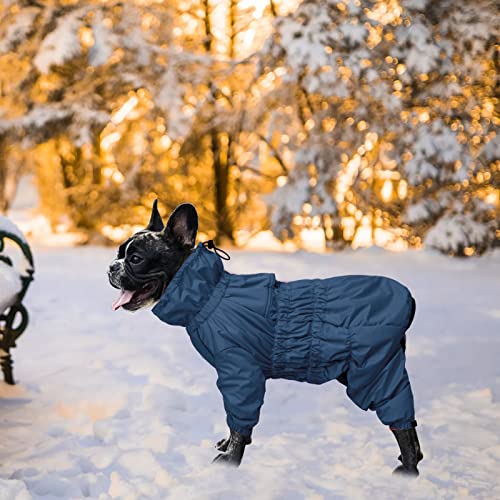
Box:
[146, 199, 165, 232]
[163, 203, 198, 249]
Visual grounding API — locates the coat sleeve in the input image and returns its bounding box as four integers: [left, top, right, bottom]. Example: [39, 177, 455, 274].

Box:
[215, 346, 266, 438]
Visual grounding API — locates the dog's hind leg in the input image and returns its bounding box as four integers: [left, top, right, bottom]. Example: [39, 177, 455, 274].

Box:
[401, 297, 416, 353]
[336, 371, 348, 387]
[391, 423, 423, 476]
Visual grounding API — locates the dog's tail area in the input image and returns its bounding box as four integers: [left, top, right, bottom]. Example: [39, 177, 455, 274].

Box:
[401, 297, 416, 353]
[407, 297, 416, 330]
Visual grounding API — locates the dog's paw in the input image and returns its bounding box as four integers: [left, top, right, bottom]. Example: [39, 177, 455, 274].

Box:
[212, 452, 241, 467]
[215, 437, 230, 452]
[392, 465, 419, 477]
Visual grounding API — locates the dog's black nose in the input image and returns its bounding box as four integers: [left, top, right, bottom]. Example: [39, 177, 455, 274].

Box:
[109, 261, 120, 273]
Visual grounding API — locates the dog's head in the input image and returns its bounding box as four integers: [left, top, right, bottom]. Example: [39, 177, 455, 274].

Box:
[108, 201, 198, 311]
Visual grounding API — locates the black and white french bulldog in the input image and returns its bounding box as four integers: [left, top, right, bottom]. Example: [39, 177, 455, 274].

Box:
[108, 200, 247, 465]
[108, 200, 423, 472]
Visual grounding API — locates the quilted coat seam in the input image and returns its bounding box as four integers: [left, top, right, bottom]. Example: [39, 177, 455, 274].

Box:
[271, 283, 291, 379]
[263, 276, 277, 319]
[307, 279, 324, 382]
[187, 272, 230, 330]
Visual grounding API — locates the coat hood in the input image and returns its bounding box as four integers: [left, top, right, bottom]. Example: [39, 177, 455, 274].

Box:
[152, 242, 225, 327]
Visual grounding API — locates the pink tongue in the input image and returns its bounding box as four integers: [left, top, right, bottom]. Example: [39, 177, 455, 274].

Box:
[112, 290, 135, 311]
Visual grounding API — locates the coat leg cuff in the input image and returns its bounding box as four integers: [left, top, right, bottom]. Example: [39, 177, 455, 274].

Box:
[226, 419, 253, 442]
[389, 419, 417, 431]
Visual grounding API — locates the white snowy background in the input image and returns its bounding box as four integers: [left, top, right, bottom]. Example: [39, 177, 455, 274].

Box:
[0, 240, 499, 499]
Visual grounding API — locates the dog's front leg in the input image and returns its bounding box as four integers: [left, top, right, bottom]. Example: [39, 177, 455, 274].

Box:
[212, 429, 251, 467]
[212, 346, 266, 467]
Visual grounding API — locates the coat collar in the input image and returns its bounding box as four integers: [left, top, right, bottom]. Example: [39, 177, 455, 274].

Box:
[152, 242, 225, 327]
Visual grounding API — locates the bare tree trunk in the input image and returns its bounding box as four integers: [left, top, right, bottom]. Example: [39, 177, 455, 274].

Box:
[202, 0, 212, 53]
[203, 0, 235, 243]
[0, 137, 28, 214]
[229, 0, 237, 60]
[269, 0, 278, 17]
[0, 136, 23, 214]
[0, 135, 8, 214]
[212, 133, 233, 243]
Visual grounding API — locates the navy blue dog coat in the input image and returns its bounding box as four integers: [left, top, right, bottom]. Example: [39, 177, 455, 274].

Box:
[152, 242, 417, 438]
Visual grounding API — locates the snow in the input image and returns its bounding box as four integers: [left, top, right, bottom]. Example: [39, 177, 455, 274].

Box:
[89, 13, 114, 67]
[424, 214, 492, 254]
[157, 68, 192, 141]
[403, 199, 441, 224]
[397, 22, 440, 74]
[0, 8, 39, 54]
[277, 3, 332, 74]
[0, 262, 22, 313]
[0, 215, 34, 276]
[339, 22, 367, 47]
[0, 107, 71, 135]
[0, 244, 499, 498]
[481, 134, 500, 161]
[402, 0, 429, 9]
[0, 216, 27, 244]
[34, 11, 83, 74]
[404, 123, 464, 185]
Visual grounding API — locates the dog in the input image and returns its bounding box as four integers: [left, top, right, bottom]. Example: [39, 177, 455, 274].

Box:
[108, 201, 423, 474]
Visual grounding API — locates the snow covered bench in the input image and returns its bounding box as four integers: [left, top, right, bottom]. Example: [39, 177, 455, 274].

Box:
[0, 216, 34, 385]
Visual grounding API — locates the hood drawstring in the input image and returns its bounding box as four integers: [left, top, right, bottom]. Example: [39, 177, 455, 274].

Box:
[202, 240, 231, 261]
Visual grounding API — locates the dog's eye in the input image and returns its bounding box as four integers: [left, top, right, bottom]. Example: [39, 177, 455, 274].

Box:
[129, 255, 143, 265]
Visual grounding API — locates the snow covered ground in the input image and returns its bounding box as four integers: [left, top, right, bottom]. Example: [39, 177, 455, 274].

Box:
[0, 244, 499, 499]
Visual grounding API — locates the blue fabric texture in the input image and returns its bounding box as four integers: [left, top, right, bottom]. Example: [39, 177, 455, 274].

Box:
[152, 243, 416, 437]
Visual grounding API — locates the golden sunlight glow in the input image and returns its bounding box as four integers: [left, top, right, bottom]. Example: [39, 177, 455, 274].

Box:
[79, 27, 94, 48]
[484, 190, 499, 206]
[381, 180, 393, 202]
[300, 228, 325, 252]
[342, 217, 356, 240]
[397, 179, 408, 199]
[112, 95, 139, 125]
[357, 120, 368, 131]
[418, 110, 430, 123]
[366, 0, 403, 25]
[336, 154, 361, 203]
[101, 132, 121, 151]
[159, 134, 172, 149]
[322, 118, 336, 132]
[102, 167, 124, 184]
[7, 0, 493, 258]
[112, 171, 125, 184]
[365, 132, 378, 151]
[101, 224, 143, 243]
[352, 224, 408, 251]
[277, 175, 288, 187]
[207, 0, 300, 57]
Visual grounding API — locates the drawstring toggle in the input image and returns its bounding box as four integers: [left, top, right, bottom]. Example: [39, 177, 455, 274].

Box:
[202, 240, 231, 261]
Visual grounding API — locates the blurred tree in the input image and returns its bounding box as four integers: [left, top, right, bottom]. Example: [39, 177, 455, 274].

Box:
[397, 0, 499, 255]
[258, 0, 406, 247]
[0, 0, 294, 242]
[0, 0, 497, 254]
[0, 0, 172, 227]
[258, 0, 499, 254]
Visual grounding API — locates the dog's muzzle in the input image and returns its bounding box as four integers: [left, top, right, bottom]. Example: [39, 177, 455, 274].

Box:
[108, 260, 167, 311]
[108, 260, 125, 290]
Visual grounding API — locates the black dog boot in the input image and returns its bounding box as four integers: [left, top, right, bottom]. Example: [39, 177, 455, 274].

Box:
[391, 425, 423, 476]
[212, 429, 251, 467]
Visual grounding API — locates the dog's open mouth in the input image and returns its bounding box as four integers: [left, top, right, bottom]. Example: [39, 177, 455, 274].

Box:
[112, 281, 160, 311]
